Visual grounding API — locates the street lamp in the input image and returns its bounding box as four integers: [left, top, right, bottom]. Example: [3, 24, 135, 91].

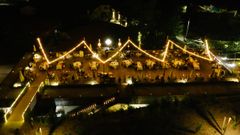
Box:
[98, 39, 101, 47]
[118, 38, 122, 47]
[97, 39, 102, 58]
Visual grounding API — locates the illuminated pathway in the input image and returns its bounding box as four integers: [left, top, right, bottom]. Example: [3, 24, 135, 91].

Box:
[4, 72, 46, 128]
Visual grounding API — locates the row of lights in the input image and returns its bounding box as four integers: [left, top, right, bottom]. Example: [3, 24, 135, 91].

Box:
[79, 104, 97, 113]
[70, 104, 97, 117]
[37, 37, 218, 67]
[169, 40, 212, 61]
[103, 97, 115, 105]
[70, 97, 116, 117]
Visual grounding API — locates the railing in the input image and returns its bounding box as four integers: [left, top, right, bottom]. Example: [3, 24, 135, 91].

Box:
[22, 82, 44, 122]
[68, 96, 117, 117]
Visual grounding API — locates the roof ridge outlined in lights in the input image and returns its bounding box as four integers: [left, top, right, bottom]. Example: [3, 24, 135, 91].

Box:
[37, 38, 213, 62]
[37, 37, 230, 72]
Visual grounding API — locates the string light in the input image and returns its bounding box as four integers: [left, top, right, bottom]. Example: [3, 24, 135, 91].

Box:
[169, 40, 212, 61]
[37, 37, 217, 66]
[162, 41, 170, 62]
[37, 38, 50, 63]
[103, 40, 130, 63]
[37, 38, 86, 64]
[83, 42, 105, 63]
[128, 40, 164, 62]
[205, 39, 213, 61]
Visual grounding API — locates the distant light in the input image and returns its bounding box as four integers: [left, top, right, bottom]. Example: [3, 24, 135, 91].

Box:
[87, 80, 98, 85]
[226, 63, 236, 68]
[221, 57, 228, 60]
[0, 3, 11, 6]
[107, 104, 128, 112]
[50, 81, 59, 86]
[182, 6, 187, 13]
[13, 82, 22, 88]
[56, 113, 62, 117]
[129, 104, 149, 109]
[126, 77, 133, 85]
[34, 53, 42, 59]
[25, 66, 30, 70]
[98, 39, 101, 47]
[118, 42, 122, 47]
[176, 78, 188, 83]
[105, 39, 112, 46]
[118, 38, 122, 47]
[34, 53, 42, 62]
[92, 53, 99, 58]
[225, 77, 239, 82]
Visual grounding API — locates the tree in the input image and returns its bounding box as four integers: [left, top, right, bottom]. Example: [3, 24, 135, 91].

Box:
[111, 0, 184, 49]
[90, 5, 112, 22]
[0, 110, 4, 125]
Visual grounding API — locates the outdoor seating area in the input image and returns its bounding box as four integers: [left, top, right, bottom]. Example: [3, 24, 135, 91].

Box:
[23, 40, 235, 87]
[12, 37, 238, 88]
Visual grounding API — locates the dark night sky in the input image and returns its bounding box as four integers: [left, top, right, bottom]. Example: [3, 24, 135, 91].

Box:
[0, 0, 239, 64]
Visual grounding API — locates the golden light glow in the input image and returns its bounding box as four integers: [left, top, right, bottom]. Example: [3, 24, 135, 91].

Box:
[118, 38, 122, 47]
[103, 97, 115, 105]
[37, 38, 86, 64]
[103, 40, 130, 63]
[80, 104, 97, 113]
[129, 40, 164, 62]
[162, 41, 170, 62]
[83, 42, 105, 63]
[169, 40, 212, 61]
[37, 38, 50, 63]
[205, 39, 213, 61]
[98, 39, 101, 47]
[37, 37, 218, 66]
[4, 82, 30, 123]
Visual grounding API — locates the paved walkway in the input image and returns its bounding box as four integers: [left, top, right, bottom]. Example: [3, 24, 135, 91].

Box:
[4, 72, 46, 128]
